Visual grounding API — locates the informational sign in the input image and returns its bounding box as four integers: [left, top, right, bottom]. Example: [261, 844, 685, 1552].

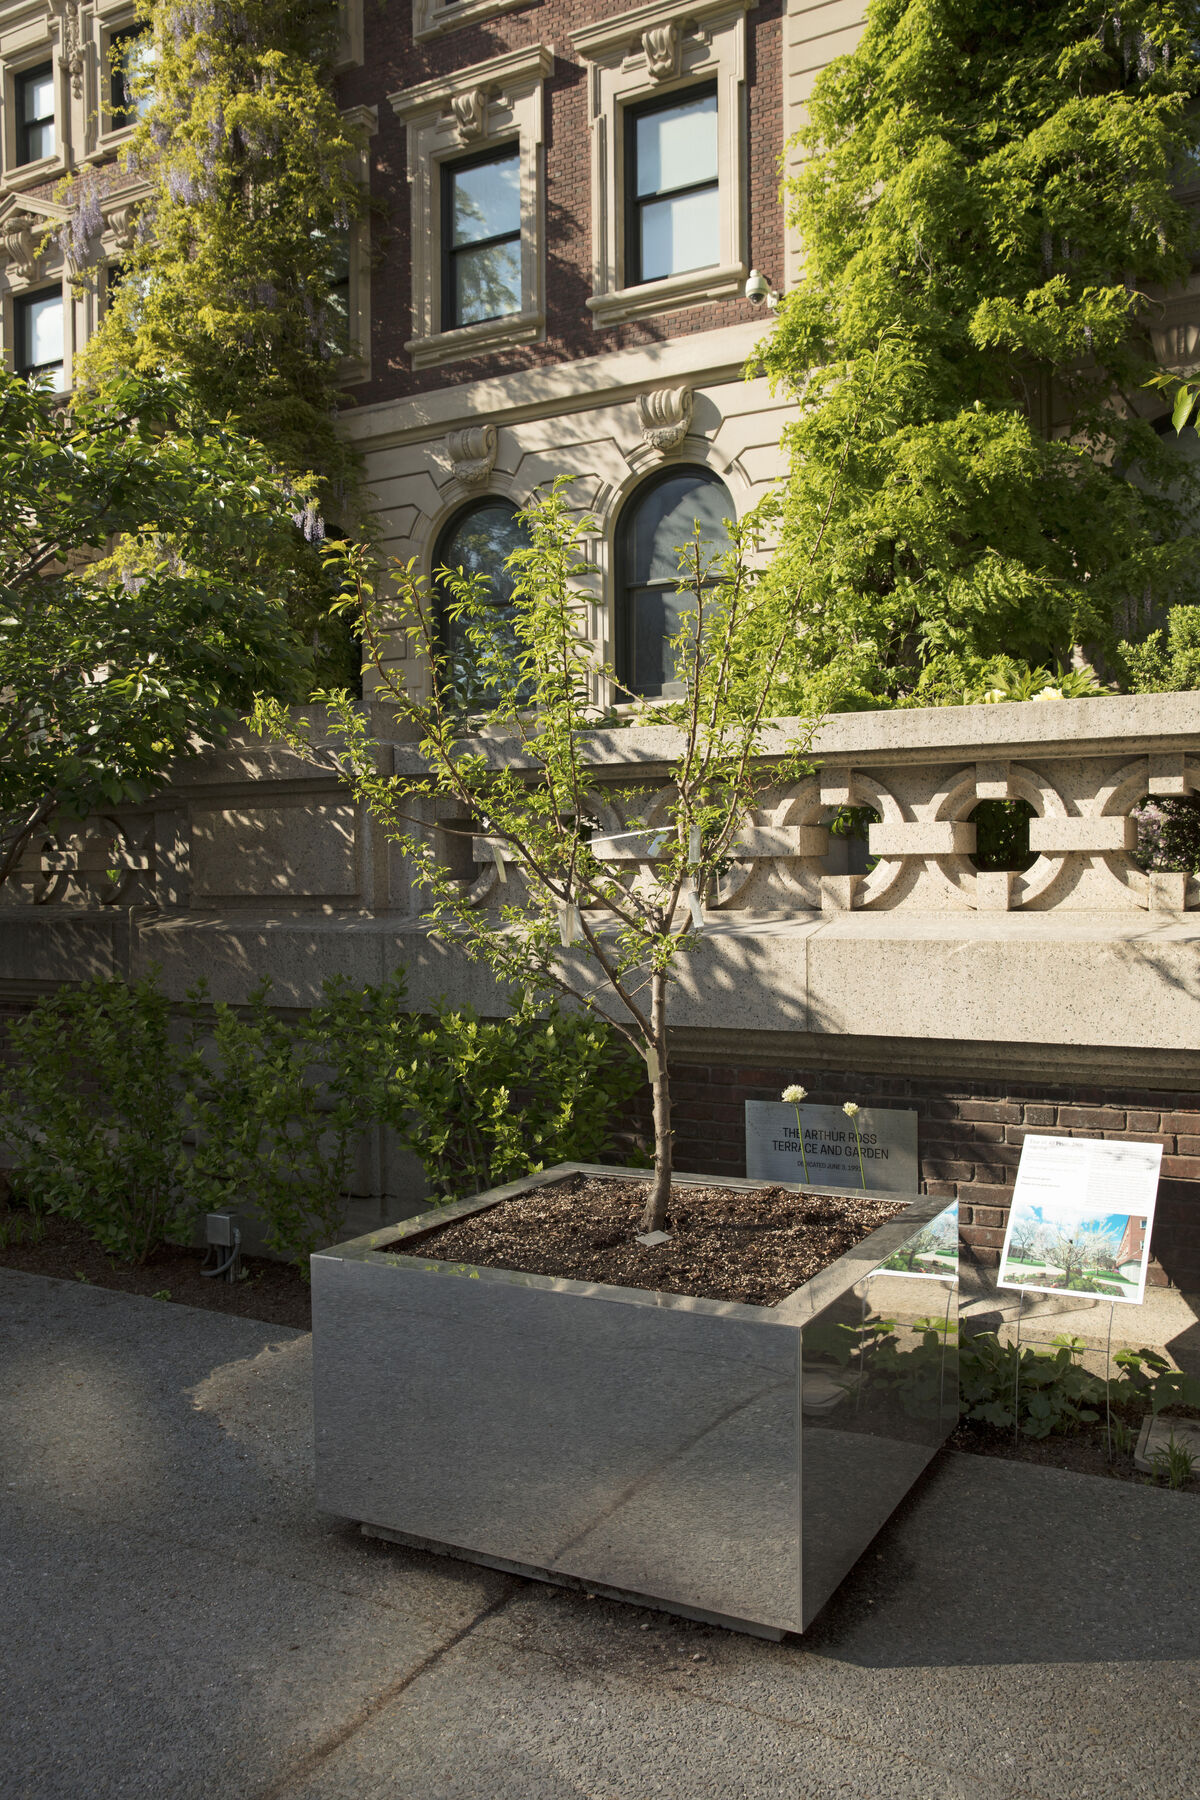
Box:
[874, 1199, 958, 1282]
[997, 1134, 1162, 1305]
[745, 1102, 919, 1193]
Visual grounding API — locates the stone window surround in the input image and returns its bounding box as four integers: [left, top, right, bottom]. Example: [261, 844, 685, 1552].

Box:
[339, 103, 377, 385]
[94, 2, 146, 156]
[390, 45, 552, 373]
[0, 251, 76, 389]
[571, 0, 751, 329]
[0, 185, 147, 387]
[335, 0, 364, 72]
[412, 0, 530, 47]
[1, 31, 66, 192]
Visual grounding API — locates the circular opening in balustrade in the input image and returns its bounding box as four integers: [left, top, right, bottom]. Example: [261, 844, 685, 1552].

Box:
[825, 804, 880, 875]
[968, 799, 1037, 872]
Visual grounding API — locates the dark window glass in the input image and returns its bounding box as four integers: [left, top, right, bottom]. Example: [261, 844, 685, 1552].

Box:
[327, 229, 352, 357]
[615, 467, 734, 697]
[15, 287, 65, 389]
[625, 85, 718, 286]
[110, 27, 152, 129]
[16, 63, 55, 165]
[441, 145, 521, 331]
[434, 499, 533, 707]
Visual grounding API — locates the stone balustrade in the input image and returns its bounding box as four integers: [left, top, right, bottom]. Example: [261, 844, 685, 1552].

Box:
[2, 690, 1198, 1061]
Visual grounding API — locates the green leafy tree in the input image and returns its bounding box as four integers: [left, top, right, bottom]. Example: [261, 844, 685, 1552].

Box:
[257, 481, 824, 1233]
[758, 0, 1200, 713]
[0, 370, 313, 885]
[74, 0, 367, 679]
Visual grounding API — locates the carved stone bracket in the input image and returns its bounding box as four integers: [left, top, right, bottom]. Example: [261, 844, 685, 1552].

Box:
[446, 423, 499, 485]
[636, 385, 693, 455]
[1, 213, 45, 282]
[1150, 317, 1200, 370]
[106, 202, 140, 255]
[642, 23, 681, 81]
[51, 0, 86, 99]
[450, 87, 490, 142]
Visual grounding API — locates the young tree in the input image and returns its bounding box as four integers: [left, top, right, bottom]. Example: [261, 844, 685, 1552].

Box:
[257, 482, 825, 1234]
[0, 370, 314, 884]
[758, 0, 1200, 713]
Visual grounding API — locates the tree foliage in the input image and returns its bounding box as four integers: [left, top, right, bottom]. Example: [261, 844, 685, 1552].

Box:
[757, 0, 1200, 712]
[0, 370, 314, 883]
[74, 0, 367, 679]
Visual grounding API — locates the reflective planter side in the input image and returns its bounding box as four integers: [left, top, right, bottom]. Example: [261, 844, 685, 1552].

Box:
[311, 1164, 957, 1638]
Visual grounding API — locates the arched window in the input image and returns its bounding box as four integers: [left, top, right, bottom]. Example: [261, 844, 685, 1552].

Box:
[433, 497, 531, 707]
[615, 466, 734, 697]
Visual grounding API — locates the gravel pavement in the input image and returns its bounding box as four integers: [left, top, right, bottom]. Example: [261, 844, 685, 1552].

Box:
[2, 1268, 1197, 1800]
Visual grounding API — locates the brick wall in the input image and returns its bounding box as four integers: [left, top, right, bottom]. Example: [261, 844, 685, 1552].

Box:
[642, 1061, 1200, 1292]
[337, 0, 785, 406]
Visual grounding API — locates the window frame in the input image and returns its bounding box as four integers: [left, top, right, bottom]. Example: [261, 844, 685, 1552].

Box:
[614, 464, 735, 700]
[440, 141, 523, 333]
[432, 494, 532, 706]
[15, 60, 56, 168]
[106, 23, 148, 133]
[571, 0, 750, 329]
[389, 45, 550, 371]
[623, 81, 719, 290]
[13, 283, 66, 388]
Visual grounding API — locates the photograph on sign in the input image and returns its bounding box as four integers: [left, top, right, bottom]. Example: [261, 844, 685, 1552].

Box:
[997, 1134, 1162, 1305]
[745, 1101, 918, 1193]
[873, 1199, 958, 1282]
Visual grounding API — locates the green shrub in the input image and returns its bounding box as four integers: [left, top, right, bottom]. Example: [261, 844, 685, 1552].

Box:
[2, 971, 644, 1270]
[0, 975, 190, 1264]
[183, 973, 414, 1267]
[385, 998, 647, 1204]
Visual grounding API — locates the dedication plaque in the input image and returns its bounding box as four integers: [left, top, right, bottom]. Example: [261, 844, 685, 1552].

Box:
[745, 1102, 919, 1193]
[998, 1134, 1161, 1305]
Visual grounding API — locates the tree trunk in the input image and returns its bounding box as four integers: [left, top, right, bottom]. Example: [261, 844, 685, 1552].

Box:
[641, 970, 672, 1233]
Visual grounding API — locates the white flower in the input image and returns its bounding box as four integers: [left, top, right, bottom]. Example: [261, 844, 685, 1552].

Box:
[782, 1084, 807, 1103]
[982, 688, 1007, 704]
[843, 1101, 860, 1118]
[1032, 687, 1064, 702]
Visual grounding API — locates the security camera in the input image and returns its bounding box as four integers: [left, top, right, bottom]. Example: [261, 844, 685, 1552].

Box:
[743, 269, 779, 309]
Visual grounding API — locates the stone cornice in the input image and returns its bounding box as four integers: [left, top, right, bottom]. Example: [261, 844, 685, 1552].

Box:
[388, 45, 554, 123]
[338, 320, 772, 447]
[570, 0, 753, 62]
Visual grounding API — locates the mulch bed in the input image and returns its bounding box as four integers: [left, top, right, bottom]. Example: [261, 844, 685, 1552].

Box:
[0, 1207, 311, 1330]
[950, 1417, 1200, 1492]
[402, 1172, 908, 1307]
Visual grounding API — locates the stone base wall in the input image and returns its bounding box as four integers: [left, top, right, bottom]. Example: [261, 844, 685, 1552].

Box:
[654, 1054, 1200, 1295]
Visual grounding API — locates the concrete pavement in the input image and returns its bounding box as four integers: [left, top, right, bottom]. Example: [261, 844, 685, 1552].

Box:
[1, 1268, 1197, 1800]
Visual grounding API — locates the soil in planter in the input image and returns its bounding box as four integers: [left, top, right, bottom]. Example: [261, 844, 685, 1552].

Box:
[0, 1206, 312, 1330]
[403, 1172, 908, 1306]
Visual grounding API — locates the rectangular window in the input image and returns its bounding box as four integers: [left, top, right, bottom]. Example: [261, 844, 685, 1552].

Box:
[625, 85, 718, 287]
[321, 224, 352, 359]
[109, 27, 153, 130]
[16, 63, 55, 166]
[441, 144, 521, 332]
[15, 288, 65, 389]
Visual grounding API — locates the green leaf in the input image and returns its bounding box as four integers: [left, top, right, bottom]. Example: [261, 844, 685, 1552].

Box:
[1172, 384, 1199, 434]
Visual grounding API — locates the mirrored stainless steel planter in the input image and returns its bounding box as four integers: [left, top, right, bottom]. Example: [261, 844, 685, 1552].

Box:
[311, 1163, 957, 1639]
